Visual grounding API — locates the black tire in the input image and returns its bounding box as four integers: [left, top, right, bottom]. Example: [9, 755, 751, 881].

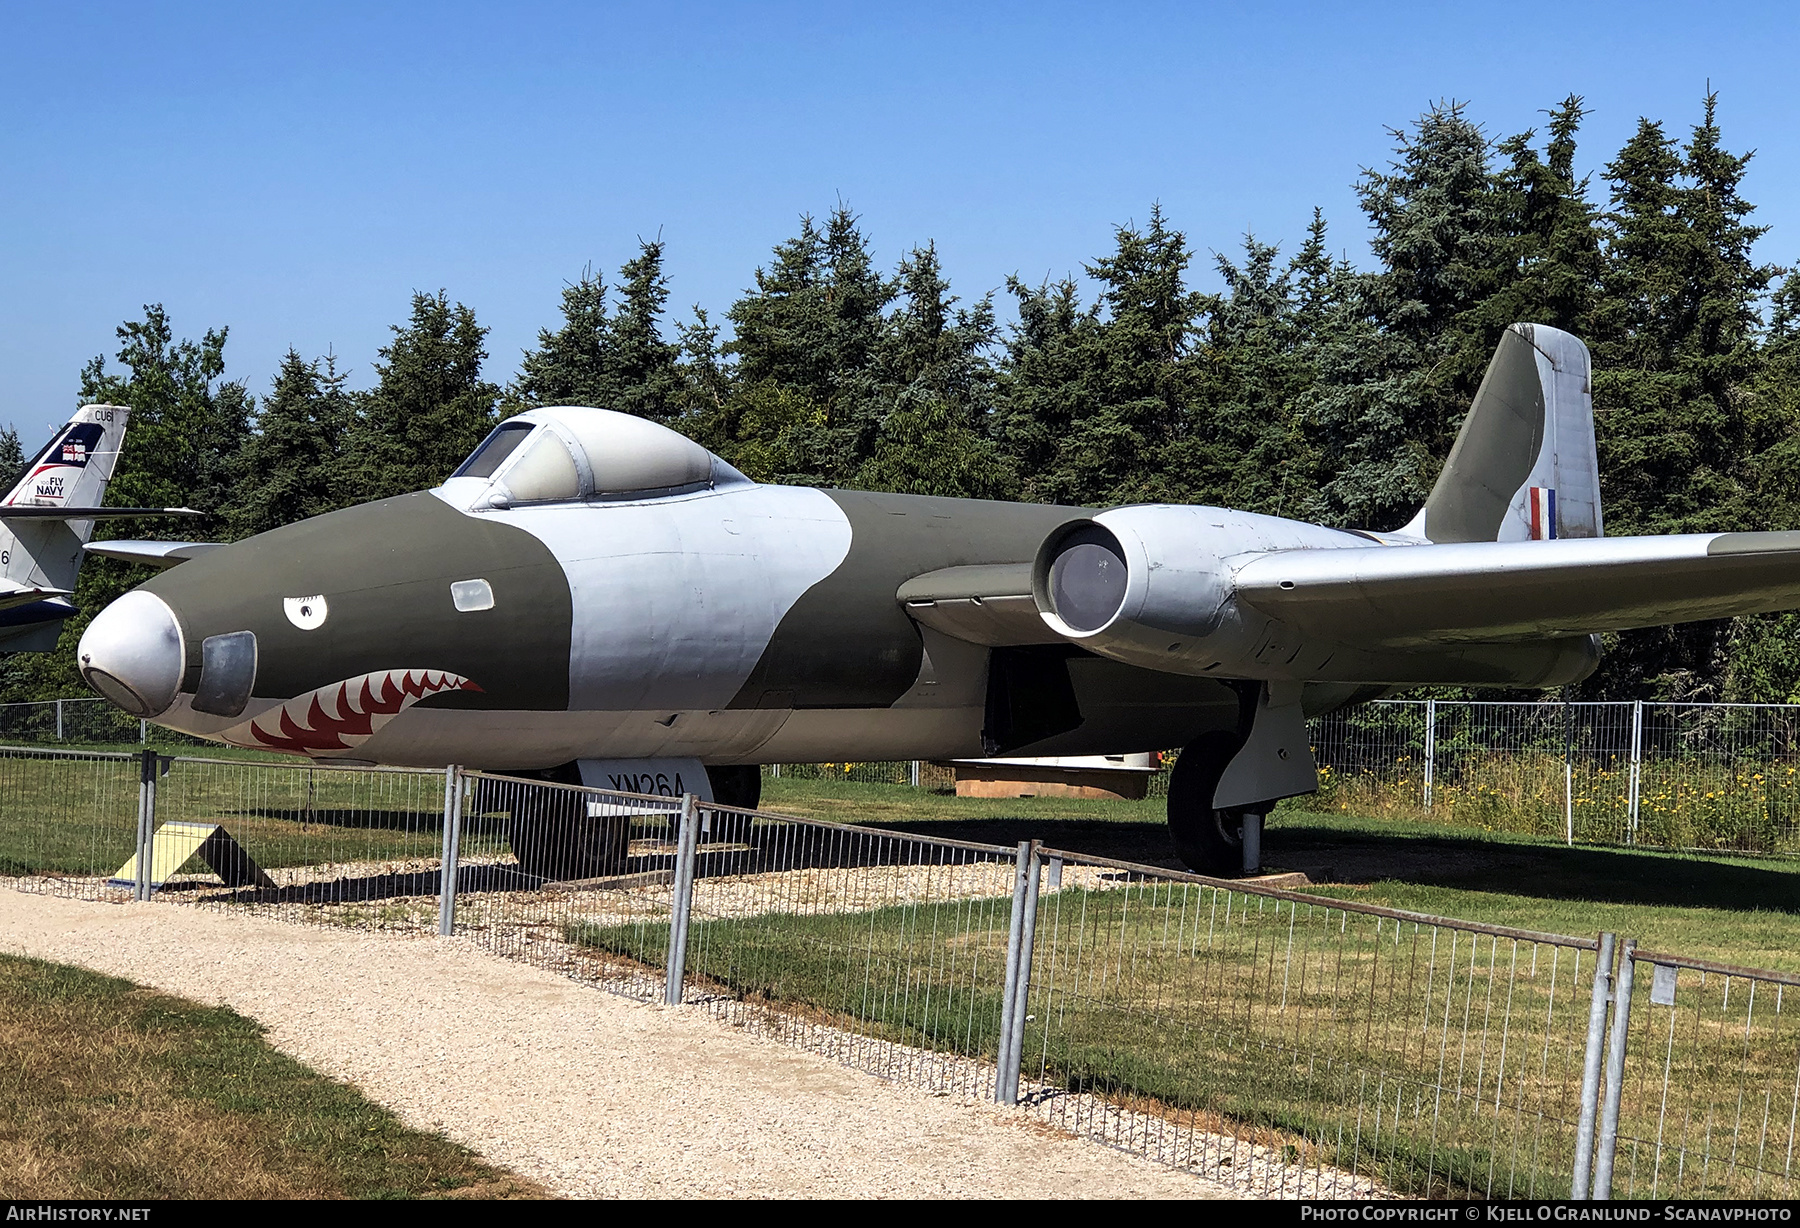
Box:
[703, 765, 761, 843]
[505, 785, 630, 881]
[1167, 732, 1261, 877]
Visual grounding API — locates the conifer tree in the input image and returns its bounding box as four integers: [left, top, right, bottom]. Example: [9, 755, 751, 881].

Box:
[0, 427, 23, 494]
[512, 240, 683, 421]
[606, 241, 683, 421]
[991, 277, 1101, 505]
[995, 206, 1203, 507]
[856, 244, 1012, 499]
[346, 292, 499, 502]
[511, 267, 612, 409]
[232, 350, 355, 537]
[1475, 96, 1605, 338]
[719, 207, 897, 484]
[1188, 231, 1334, 518]
[1305, 102, 1503, 529]
[672, 307, 732, 423]
[1581, 95, 1778, 699]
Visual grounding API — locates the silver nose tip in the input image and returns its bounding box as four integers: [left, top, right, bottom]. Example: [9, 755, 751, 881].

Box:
[78, 590, 185, 718]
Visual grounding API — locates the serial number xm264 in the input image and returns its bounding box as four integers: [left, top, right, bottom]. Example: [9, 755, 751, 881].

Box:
[72, 325, 1800, 876]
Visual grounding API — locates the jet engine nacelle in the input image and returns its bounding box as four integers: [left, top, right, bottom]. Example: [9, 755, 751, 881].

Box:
[1031, 505, 1366, 678]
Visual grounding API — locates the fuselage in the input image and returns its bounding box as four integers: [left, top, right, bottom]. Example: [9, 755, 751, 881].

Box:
[75, 405, 1590, 772]
[116, 478, 1247, 768]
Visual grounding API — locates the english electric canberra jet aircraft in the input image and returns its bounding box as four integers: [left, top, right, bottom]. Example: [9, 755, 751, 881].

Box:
[71, 325, 1800, 876]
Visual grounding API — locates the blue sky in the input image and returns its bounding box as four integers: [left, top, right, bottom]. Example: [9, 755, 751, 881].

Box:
[2, 1, 1797, 441]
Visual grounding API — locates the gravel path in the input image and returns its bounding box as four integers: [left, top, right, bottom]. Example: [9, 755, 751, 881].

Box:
[0, 889, 1231, 1200]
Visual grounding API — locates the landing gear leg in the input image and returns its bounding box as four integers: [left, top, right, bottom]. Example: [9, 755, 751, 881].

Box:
[1167, 732, 1268, 878]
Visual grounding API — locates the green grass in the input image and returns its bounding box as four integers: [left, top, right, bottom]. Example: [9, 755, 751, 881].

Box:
[0, 748, 525, 879]
[0, 953, 542, 1199]
[1271, 812, 1800, 972]
[759, 778, 1800, 973]
[1304, 751, 1800, 855]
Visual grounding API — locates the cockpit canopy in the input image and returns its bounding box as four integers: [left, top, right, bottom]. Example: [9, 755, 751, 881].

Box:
[444, 407, 744, 508]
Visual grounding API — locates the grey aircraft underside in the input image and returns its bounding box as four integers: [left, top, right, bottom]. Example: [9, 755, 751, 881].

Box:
[71, 324, 1800, 876]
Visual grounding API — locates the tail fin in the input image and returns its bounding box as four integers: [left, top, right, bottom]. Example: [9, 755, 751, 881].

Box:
[0, 405, 132, 651]
[1401, 324, 1601, 543]
[3, 403, 130, 513]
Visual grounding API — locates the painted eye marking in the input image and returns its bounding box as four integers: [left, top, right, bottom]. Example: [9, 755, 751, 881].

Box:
[450, 578, 494, 612]
[284, 595, 328, 630]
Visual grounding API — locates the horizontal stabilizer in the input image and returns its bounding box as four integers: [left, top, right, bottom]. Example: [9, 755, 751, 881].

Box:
[0, 582, 72, 611]
[0, 506, 203, 520]
[1235, 531, 1800, 648]
[83, 540, 224, 571]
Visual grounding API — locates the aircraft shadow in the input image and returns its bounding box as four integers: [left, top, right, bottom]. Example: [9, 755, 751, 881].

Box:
[184, 809, 1796, 917]
[856, 814, 1800, 915]
[227, 806, 451, 834]
[185, 860, 548, 906]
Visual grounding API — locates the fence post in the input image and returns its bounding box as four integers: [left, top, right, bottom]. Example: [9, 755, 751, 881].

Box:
[1592, 940, 1637, 1199]
[1564, 701, 1575, 846]
[132, 748, 157, 901]
[55, 699, 63, 741]
[910, 759, 920, 788]
[1627, 700, 1644, 843]
[1422, 698, 1436, 810]
[999, 841, 1044, 1105]
[139, 719, 146, 744]
[664, 794, 700, 1006]
[1571, 932, 1617, 1198]
[995, 840, 1033, 1105]
[436, 766, 463, 937]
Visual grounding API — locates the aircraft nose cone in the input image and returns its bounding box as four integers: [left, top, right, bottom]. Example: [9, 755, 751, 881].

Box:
[78, 590, 185, 718]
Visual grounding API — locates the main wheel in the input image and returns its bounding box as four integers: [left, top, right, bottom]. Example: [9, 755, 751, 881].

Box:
[504, 782, 631, 881]
[703, 765, 762, 844]
[1167, 732, 1262, 877]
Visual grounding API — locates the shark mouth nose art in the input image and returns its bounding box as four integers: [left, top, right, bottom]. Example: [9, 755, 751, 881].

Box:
[220, 669, 483, 756]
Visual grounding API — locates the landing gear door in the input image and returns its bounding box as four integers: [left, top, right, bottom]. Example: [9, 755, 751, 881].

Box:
[1212, 682, 1318, 810]
[575, 758, 714, 802]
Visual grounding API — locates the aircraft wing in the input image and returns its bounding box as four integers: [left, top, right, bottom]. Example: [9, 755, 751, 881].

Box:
[0, 506, 203, 519]
[83, 540, 225, 571]
[1233, 531, 1800, 648]
[900, 532, 1800, 654]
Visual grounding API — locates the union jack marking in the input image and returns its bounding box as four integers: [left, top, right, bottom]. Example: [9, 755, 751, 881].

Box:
[220, 669, 482, 756]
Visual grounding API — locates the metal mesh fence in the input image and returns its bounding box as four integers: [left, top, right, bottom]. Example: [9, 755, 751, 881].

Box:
[1015, 849, 1600, 1198]
[454, 773, 683, 1002]
[2, 691, 1799, 856]
[766, 760, 956, 790]
[670, 807, 1021, 1099]
[0, 745, 142, 901]
[151, 755, 455, 928]
[1307, 701, 1800, 856]
[4, 743, 1797, 1198]
[0, 697, 197, 745]
[1607, 951, 1800, 1198]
